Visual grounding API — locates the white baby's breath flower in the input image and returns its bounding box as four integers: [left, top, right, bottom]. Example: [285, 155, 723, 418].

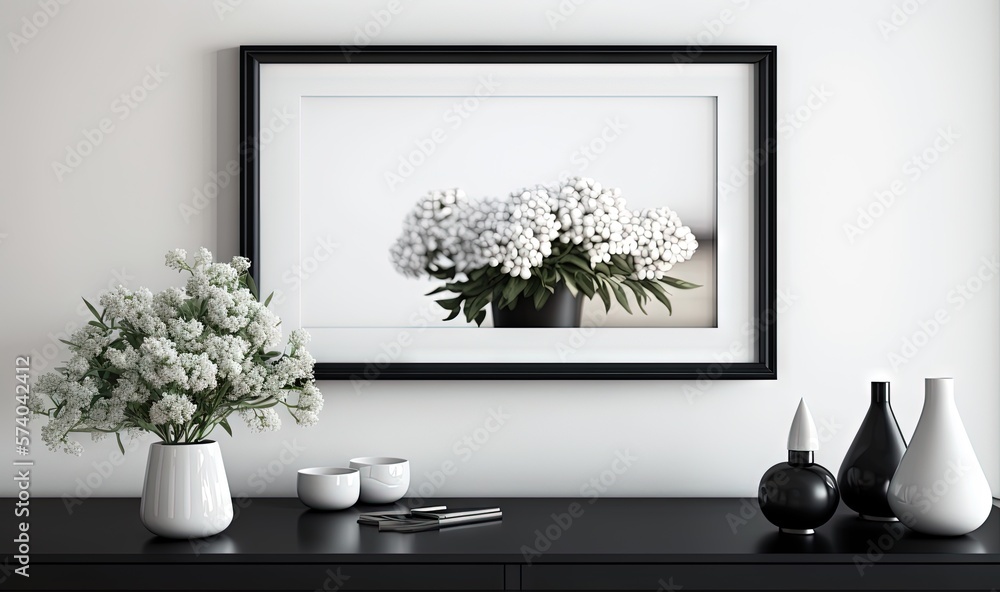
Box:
[106, 345, 139, 372]
[193, 247, 213, 268]
[179, 352, 218, 393]
[230, 256, 251, 274]
[66, 355, 90, 381]
[389, 177, 699, 283]
[240, 407, 281, 433]
[34, 246, 323, 454]
[165, 249, 188, 271]
[149, 394, 197, 426]
[288, 329, 310, 350]
[138, 337, 186, 388]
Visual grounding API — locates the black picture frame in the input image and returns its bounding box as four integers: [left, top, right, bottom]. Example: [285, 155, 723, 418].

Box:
[240, 45, 777, 380]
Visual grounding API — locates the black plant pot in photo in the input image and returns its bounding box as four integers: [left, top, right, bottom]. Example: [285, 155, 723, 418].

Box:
[837, 382, 907, 521]
[491, 282, 583, 328]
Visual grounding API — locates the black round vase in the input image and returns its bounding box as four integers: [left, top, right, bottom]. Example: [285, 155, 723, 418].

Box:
[491, 282, 583, 328]
[758, 451, 840, 535]
[837, 382, 907, 521]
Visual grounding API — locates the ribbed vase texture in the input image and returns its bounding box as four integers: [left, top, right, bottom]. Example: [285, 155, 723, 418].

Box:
[140, 441, 233, 538]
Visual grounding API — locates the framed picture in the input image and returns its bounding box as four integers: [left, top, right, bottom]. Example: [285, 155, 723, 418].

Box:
[240, 45, 776, 380]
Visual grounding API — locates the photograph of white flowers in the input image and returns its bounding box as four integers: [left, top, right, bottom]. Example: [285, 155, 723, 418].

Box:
[247, 51, 773, 377]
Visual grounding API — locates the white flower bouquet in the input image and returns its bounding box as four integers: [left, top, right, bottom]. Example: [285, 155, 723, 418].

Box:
[30, 248, 323, 455]
[390, 177, 701, 324]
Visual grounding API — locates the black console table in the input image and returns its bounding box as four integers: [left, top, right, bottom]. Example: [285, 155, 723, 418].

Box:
[3, 497, 998, 591]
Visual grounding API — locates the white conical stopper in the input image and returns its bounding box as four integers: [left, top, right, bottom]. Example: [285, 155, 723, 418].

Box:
[787, 398, 819, 451]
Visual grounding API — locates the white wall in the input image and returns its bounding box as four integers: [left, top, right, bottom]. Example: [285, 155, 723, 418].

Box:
[2, 0, 998, 501]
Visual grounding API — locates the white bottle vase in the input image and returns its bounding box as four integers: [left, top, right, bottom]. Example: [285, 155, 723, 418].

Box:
[887, 378, 992, 536]
[140, 441, 233, 539]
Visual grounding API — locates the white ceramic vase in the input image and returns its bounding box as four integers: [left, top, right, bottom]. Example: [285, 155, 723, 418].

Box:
[140, 441, 233, 539]
[887, 378, 992, 536]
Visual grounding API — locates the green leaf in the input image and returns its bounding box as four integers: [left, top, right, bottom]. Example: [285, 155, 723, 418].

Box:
[425, 285, 452, 296]
[524, 278, 539, 298]
[561, 253, 592, 273]
[428, 265, 456, 280]
[574, 273, 595, 298]
[501, 278, 527, 305]
[623, 281, 648, 315]
[610, 254, 633, 273]
[436, 296, 463, 310]
[660, 276, 701, 290]
[559, 270, 579, 297]
[474, 310, 487, 327]
[611, 283, 633, 314]
[115, 433, 125, 455]
[219, 419, 234, 437]
[596, 280, 612, 312]
[443, 306, 462, 322]
[463, 303, 479, 323]
[246, 274, 260, 300]
[594, 262, 612, 276]
[461, 290, 491, 324]
[82, 298, 102, 322]
[533, 285, 551, 310]
[263, 292, 274, 307]
[645, 281, 674, 315]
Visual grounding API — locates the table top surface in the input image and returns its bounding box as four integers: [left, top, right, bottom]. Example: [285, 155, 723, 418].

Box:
[6, 497, 999, 564]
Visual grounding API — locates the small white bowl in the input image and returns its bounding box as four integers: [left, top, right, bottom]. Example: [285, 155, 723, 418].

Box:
[349, 457, 410, 504]
[297, 467, 360, 511]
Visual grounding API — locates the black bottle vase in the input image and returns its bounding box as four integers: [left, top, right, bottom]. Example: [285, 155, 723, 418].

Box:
[837, 382, 907, 521]
[758, 399, 841, 535]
